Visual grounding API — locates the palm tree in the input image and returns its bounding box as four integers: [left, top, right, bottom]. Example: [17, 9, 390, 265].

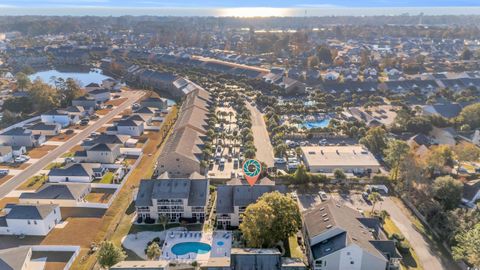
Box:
[158, 214, 169, 232]
[368, 192, 382, 214]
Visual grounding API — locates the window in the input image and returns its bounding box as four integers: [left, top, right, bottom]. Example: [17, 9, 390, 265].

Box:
[350, 261, 354, 265]
[34, 220, 37, 225]
[27, 220, 31, 225]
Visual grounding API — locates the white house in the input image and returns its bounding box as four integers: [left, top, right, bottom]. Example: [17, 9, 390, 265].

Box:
[0, 127, 45, 147]
[48, 163, 106, 183]
[89, 89, 111, 103]
[0, 145, 13, 163]
[27, 122, 62, 136]
[85, 82, 101, 92]
[0, 204, 61, 236]
[116, 118, 144, 137]
[41, 109, 80, 128]
[302, 200, 401, 270]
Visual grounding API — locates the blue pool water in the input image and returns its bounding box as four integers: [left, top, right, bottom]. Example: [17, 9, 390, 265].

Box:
[301, 118, 331, 129]
[217, 241, 225, 246]
[171, 242, 212, 255]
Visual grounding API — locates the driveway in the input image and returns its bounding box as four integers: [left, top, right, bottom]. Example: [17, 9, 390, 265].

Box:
[246, 103, 274, 167]
[0, 90, 144, 198]
[332, 193, 456, 270]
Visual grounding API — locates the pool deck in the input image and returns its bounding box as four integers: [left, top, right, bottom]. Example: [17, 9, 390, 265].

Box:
[161, 230, 232, 263]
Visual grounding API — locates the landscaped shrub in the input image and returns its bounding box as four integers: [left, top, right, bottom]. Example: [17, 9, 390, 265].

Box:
[391, 233, 405, 242]
[396, 241, 411, 255]
[136, 216, 143, 223]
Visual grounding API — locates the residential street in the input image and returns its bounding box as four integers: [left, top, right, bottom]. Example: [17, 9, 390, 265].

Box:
[0, 90, 144, 198]
[331, 193, 458, 270]
[246, 102, 274, 167]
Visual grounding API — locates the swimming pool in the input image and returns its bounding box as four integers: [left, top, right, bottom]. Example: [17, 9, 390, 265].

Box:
[171, 242, 212, 255]
[301, 118, 331, 129]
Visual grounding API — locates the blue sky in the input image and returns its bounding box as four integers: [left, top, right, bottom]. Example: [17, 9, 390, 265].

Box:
[1, 0, 479, 8]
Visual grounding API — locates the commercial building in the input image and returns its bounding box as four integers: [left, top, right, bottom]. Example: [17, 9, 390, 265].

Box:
[300, 145, 381, 173]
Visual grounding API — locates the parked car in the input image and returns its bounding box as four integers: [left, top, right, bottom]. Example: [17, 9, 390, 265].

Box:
[219, 158, 226, 167]
[65, 129, 74, 135]
[319, 191, 328, 201]
[80, 119, 90, 126]
[274, 157, 287, 164]
[0, 169, 9, 175]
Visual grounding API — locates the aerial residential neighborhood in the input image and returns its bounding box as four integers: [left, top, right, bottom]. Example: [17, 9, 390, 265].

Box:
[0, 2, 479, 270]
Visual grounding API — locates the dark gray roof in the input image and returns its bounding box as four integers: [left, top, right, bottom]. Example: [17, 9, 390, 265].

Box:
[19, 183, 90, 200]
[28, 122, 59, 131]
[0, 247, 31, 270]
[1, 127, 31, 136]
[117, 118, 142, 127]
[216, 178, 287, 214]
[83, 134, 129, 147]
[463, 179, 480, 201]
[135, 173, 208, 207]
[6, 204, 58, 220]
[89, 89, 110, 95]
[89, 143, 118, 152]
[303, 200, 390, 261]
[371, 240, 402, 259]
[432, 103, 463, 119]
[48, 163, 101, 177]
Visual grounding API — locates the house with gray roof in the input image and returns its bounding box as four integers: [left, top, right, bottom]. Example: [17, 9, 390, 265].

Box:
[19, 183, 91, 207]
[115, 117, 145, 137]
[48, 163, 106, 183]
[82, 134, 130, 150]
[0, 127, 45, 147]
[27, 122, 62, 136]
[75, 143, 121, 164]
[135, 172, 209, 223]
[0, 204, 61, 236]
[0, 246, 32, 270]
[302, 200, 401, 270]
[72, 95, 97, 108]
[41, 109, 80, 128]
[216, 177, 287, 227]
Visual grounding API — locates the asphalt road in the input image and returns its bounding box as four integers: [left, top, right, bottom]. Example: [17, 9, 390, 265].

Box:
[246, 102, 274, 167]
[332, 193, 456, 270]
[0, 90, 144, 199]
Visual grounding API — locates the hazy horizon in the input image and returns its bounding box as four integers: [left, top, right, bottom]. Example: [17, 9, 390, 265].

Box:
[1, 0, 480, 17]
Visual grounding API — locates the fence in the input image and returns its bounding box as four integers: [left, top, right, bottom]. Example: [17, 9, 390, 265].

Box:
[31, 245, 81, 270]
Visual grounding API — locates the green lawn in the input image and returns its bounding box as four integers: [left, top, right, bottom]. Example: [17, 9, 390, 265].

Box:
[383, 217, 423, 270]
[99, 172, 115, 184]
[44, 162, 63, 170]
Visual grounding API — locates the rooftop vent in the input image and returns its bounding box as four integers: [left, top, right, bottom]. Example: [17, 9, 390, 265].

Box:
[326, 224, 333, 229]
[323, 218, 329, 222]
[319, 207, 325, 211]
[322, 213, 328, 217]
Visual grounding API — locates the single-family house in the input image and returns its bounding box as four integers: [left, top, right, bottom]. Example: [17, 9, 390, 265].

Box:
[85, 82, 101, 92]
[19, 183, 91, 207]
[116, 118, 144, 137]
[48, 163, 106, 183]
[302, 200, 401, 270]
[75, 143, 121, 164]
[0, 204, 61, 236]
[81, 134, 130, 150]
[140, 97, 168, 110]
[0, 127, 45, 147]
[89, 89, 111, 103]
[27, 122, 62, 136]
[72, 96, 97, 109]
[41, 109, 80, 128]
[0, 246, 33, 270]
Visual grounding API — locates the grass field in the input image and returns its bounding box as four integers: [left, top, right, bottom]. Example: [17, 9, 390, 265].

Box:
[288, 235, 304, 259]
[18, 174, 47, 190]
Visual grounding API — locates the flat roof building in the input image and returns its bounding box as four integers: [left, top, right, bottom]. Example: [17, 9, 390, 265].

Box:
[300, 145, 381, 173]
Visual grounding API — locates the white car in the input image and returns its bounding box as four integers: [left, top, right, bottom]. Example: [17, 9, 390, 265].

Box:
[319, 191, 328, 201]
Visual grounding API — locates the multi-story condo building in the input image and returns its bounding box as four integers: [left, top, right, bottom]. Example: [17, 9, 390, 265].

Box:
[135, 172, 209, 223]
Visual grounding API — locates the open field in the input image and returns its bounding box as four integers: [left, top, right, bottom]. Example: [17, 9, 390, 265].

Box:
[29, 145, 58, 158]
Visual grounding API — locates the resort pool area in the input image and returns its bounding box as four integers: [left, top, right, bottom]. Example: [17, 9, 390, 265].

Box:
[301, 118, 331, 129]
[171, 242, 212, 256]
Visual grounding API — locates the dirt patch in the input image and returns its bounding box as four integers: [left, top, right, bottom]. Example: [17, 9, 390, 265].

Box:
[41, 217, 104, 247]
[0, 162, 31, 170]
[0, 197, 19, 209]
[105, 98, 127, 107]
[68, 145, 84, 153]
[28, 145, 58, 158]
[85, 192, 113, 204]
[50, 132, 76, 142]
[96, 109, 111, 115]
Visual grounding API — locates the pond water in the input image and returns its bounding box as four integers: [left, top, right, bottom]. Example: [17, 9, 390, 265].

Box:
[29, 68, 111, 87]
